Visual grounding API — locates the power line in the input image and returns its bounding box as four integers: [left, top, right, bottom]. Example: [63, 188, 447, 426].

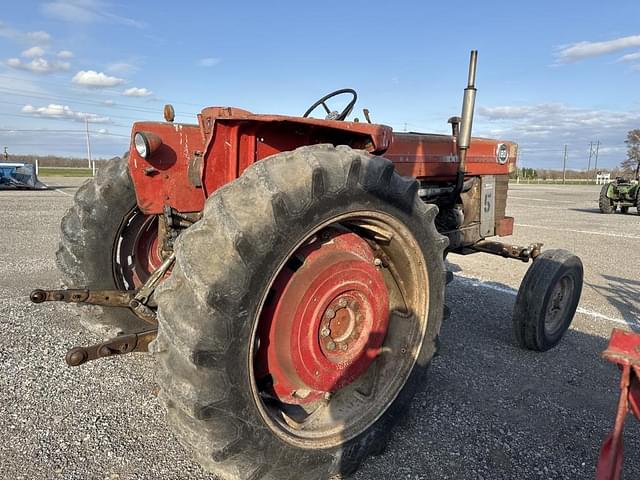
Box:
[0, 128, 129, 138]
[0, 73, 206, 112]
[0, 83, 198, 118]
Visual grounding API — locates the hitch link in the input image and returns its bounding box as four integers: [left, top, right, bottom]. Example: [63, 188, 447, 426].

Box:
[30, 253, 174, 365]
[30, 252, 176, 325]
[65, 329, 158, 367]
[30, 288, 135, 307]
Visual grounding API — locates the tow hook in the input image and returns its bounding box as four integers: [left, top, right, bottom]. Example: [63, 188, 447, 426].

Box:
[65, 329, 158, 366]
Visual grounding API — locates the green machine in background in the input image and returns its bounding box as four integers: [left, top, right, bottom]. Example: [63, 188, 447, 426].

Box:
[599, 176, 640, 214]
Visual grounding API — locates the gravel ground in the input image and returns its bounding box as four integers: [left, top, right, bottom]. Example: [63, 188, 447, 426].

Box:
[1, 178, 638, 479]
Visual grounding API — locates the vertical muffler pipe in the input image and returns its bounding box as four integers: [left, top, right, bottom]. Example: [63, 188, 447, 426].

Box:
[451, 50, 478, 202]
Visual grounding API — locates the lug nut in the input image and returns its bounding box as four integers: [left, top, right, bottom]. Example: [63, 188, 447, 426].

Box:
[374, 258, 382, 266]
[340, 343, 348, 351]
[338, 298, 348, 308]
[320, 328, 330, 337]
[324, 308, 335, 319]
[327, 341, 336, 351]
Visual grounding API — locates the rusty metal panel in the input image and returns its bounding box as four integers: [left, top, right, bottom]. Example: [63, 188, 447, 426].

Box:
[496, 217, 514, 237]
[494, 174, 509, 224]
[480, 175, 496, 237]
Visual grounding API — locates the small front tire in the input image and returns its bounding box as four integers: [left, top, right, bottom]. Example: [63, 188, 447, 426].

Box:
[513, 249, 583, 352]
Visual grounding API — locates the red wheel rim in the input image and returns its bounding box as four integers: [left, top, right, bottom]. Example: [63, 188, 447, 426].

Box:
[113, 209, 163, 289]
[256, 229, 389, 404]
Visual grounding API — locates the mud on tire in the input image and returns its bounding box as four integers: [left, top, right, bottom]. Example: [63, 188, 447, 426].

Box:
[153, 144, 447, 479]
[56, 156, 149, 336]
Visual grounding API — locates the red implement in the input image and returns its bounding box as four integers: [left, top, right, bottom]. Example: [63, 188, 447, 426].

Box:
[596, 328, 640, 480]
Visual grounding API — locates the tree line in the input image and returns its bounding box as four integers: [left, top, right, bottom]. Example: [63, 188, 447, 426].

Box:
[3, 154, 95, 168]
[3, 129, 640, 178]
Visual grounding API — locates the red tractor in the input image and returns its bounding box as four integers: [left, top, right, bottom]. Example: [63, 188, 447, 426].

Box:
[32, 52, 584, 479]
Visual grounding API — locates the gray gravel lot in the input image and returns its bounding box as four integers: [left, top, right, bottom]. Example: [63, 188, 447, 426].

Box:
[1, 178, 639, 479]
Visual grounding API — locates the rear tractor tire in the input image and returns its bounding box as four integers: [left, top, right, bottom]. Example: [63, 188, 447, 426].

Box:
[513, 249, 583, 352]
[56, 155, 162, 336]
[620, 206, 629, 214]
[152, 145, 447, 479]
[599, 184, 615, 214]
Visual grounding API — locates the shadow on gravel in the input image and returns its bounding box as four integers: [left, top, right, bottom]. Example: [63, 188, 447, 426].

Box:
[569, 207, 603, 214]
[587, 274, 640, 332]
[354, 264, 640, 480]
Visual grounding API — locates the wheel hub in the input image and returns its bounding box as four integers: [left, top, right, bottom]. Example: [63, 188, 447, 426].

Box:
[256, 230, 389, 404]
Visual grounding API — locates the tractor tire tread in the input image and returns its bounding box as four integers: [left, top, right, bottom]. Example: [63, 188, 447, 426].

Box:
[55, 155, 148, 335]
[153, 144, 447, 479]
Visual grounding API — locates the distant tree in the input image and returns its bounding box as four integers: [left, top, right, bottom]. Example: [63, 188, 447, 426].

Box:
[622, 129, 640, 179]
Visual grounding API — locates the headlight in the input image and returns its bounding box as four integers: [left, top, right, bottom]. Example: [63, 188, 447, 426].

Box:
[133, 131, 162, 159]
[134, 132, 149, 158]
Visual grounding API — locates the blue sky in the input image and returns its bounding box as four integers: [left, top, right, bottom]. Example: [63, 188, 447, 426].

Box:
[1, 1, 640, 170]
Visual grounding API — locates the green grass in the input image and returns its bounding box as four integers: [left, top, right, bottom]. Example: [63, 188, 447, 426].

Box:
[38, 167, 93, 177]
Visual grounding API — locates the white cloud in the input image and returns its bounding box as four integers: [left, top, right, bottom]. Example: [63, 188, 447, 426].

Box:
[42, 0, 145, 28]
[198, 57, 221, 67]
[57, 50, 74, 59]
[555, 34, 640, 63]
[22, 46, 45, 58]
[122, 87, 152, 97]
[103, 99, 115, 106]
[107, 62, 135, 73]
[21, 103, 111, 123]
[0, 21, 52, 45]
[72, 70, 125, 87]
[616, 51, 640, 63]
[26, 31, 52, 45]
[6, 57, 70, 74]
[476, 103, 640, 168]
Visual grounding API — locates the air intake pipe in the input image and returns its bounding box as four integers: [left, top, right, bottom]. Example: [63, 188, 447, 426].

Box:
[450, 50, 478, 203]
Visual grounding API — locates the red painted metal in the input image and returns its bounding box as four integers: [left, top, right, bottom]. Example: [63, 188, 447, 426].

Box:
[255, 230, 389, 405]
[128, 122, 205, 213]
[596, 329, 640, 480]
[131, 216, 163, 287]
[496, 217, 514, 237]
[115, 210, 163, 290]
[128, 108, 516, 215]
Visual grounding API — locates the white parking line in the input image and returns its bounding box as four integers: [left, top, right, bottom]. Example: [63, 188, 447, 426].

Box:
[55, 188, 72, 197]
[508, 203, 569, 210]
[515, 223, 640, 240]
[453, 273, 639, 328]
[509, 196, 574, 204]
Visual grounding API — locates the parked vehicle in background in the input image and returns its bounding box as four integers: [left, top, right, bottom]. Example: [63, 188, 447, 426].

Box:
[599, 176, 640, 215]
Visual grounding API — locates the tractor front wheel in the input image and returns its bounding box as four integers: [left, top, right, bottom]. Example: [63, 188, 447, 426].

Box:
[153, 145, 447, 479]
[513, 249, 583, 351]
[599, 184, 614, 214]
[56, 156, 162, 335]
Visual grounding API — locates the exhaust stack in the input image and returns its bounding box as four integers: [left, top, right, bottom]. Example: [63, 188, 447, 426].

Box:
[450, 50, 478, 202]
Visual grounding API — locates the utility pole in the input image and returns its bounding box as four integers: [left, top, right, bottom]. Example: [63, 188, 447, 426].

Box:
[593, 140, 600, 178]
[587, 141, 593, 174]
[403, 122, 407, 132]
[562, 144, 567, 184]
[85, 117, 92, 170]
[3, 146, 8, 162]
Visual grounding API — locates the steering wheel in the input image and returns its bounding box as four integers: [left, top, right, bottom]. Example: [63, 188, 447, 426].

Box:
[302, 88, 357, 121]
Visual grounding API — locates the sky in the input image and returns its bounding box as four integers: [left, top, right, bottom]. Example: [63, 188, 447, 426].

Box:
[1, 1, 640, 170]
